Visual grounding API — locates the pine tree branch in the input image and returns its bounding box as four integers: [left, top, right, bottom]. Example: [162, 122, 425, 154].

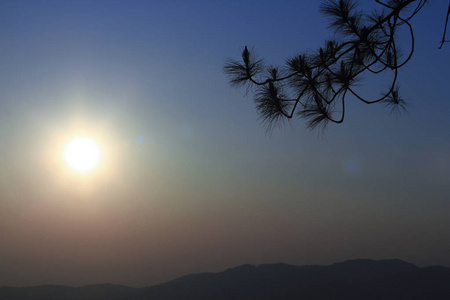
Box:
[439, 1, 450, 49]
[225, 0, 428, 130]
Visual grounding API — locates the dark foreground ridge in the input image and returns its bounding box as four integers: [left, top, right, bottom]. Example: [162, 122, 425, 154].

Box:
[2, 259, 450, 299]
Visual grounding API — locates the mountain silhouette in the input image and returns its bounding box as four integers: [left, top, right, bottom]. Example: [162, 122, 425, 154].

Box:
[1, 259, 450, 299]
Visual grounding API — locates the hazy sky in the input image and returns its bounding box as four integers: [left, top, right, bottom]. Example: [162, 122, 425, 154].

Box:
[0, 0, 449, 287]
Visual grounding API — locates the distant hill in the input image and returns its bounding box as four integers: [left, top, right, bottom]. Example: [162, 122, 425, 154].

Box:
[2, 259, 450, 299]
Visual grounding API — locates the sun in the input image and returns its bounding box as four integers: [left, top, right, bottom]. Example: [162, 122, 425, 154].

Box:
[63, 136, 101, 173]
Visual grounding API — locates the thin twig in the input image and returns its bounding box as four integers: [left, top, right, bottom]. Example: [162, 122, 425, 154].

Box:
[439, 1, 450, 49]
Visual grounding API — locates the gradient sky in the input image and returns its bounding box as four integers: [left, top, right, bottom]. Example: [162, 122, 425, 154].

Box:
[0, 0, 449, 287]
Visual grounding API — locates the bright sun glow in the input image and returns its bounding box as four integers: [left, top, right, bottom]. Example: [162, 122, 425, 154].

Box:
[64, 136, 101, 173]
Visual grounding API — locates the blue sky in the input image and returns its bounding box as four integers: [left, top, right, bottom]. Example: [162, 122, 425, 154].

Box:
[0, 0, 449, 287]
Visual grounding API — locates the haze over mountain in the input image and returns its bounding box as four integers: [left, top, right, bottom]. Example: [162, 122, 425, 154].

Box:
[2, 259, 450, 300]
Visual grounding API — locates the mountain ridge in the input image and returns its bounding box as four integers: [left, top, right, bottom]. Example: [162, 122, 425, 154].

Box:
[2, 259, 450, 299]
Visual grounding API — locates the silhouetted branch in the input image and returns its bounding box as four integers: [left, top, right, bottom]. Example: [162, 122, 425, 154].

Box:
[439, 1, 450, 49]
[224, 0, 429, 130]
